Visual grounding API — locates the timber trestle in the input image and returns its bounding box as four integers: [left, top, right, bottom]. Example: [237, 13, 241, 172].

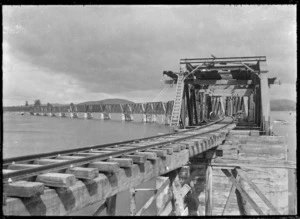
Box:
[3, 117, 236, 216]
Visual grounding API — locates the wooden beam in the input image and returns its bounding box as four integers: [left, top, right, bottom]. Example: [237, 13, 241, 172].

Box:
[136, 177, 170, 216]
[192, 89, 198, 124]
[135, 151, 157, 160]
[93, 200, 106, 216]
[88, 161, 120, 173]
[186, 79, 254, 85]
[204, 89, 253, 97]
[122, 155, 147, 164]
[129, 188, 136, 216]
[211, 158, 296, 169]
[147, 149, 167, 157]
[222, 175, 240, 215]
[259, 71, 271, 134]
[3, 150, 190, 216]
[221, 169, 264, 215]
[156, 176, 172, 216]
[65, 167, 99, 180]
[185, 84, 192, 126]
[107, 158, 133, 168]
[106, 194, 117, 216]
[4, 181, 44, 198]
[236, 168, 280, 215]
[36, 173, 76, 188]
[232, 169, 251, 215]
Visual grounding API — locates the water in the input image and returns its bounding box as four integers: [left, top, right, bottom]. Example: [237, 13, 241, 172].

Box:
[3, 112, 172, 159]
[2, 111, 296, 215]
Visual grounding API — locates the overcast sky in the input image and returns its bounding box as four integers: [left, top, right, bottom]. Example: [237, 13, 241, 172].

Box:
[3, 5, 297, 106]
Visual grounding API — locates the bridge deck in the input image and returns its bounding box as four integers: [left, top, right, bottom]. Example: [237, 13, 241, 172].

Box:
[3, 117, 235, 216]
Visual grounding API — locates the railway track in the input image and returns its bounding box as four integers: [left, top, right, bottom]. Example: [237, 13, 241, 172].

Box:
[3, 117, 235, 187]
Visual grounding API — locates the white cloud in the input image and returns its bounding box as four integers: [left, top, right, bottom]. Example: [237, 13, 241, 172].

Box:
[3, 6, 297, 105]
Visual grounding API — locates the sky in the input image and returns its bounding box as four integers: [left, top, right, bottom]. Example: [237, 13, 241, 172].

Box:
[3, 5, 297, 106]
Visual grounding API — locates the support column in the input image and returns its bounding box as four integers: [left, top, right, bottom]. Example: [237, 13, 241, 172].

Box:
[142, 114, 147, 123]
[84, 112, 93, 119]
[259, 71, 271, 135]
[129, 188, 136, 216]
[106, 194, 117, 216]
[121, 113, 126, 121]
[59, 112, 66, 117]
[70, 112, 78, 118]
[104, 112, 111, 120]
[192, 89, 198, 125]
[232, 169, 251, 215]
[181, 87, 186, 128]
[199, 91, 204, 122]
[185, 84, 192, 126]
[152, 114, 157, 123]
[243, 96, 248, 119]
[99, 113, 104, 120]
[205, 164, 213, 215]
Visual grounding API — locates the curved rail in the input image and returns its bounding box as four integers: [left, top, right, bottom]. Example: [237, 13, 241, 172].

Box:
[3, 117, 234, 182]
[3, 117, 225, 165]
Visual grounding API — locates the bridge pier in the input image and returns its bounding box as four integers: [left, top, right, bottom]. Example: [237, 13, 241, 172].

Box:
[99, 113, 104, 119]
[152, 114, 157, 123]
[58, 112, 66, 117]
[122, 113, 134, 121]
[70, 112, 78, 118]
[84, 112, 93, 119]
[142, 114, 147, 123]
[104, 112, 111, 120]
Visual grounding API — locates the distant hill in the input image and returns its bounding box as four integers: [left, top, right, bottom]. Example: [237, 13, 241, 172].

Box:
[78, 98, 135, 105]
[270, 99, 296, 111]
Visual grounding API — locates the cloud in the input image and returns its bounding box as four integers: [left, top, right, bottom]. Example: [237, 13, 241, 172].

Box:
[3, 5, 297, 105]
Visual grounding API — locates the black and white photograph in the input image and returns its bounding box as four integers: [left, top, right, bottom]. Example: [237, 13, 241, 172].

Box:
[2, 5, 297, 216]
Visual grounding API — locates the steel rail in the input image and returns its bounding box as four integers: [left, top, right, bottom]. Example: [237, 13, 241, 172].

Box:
[3, 117, 223, 165]
[3, 117, 233, 182]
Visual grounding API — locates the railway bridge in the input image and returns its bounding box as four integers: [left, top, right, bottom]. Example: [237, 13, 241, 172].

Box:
[2, 56, 296, 216]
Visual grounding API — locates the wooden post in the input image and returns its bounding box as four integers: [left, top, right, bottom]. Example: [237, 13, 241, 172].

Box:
[222, 174, 240, 215]
[129, 188, 136, 216]
[192, 89, 198, 125]
[156, 177, 172, 216]
[259, 73, 270, 134]
[205, 164, 213, 215]
[106, 194, 117, 216]
[230, 96, 233, 116]
[185, 84, 192, 126]
[243, 96, 248, 118]
[207, 95, 212, 119]
[93, 201, 106, 216]
[232, 169, 251, 215]
[203, 93, 207, 121]
[181, 84, 186, 128]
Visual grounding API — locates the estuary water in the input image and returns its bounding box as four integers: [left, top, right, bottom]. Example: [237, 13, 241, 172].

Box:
[2, 111, 296, 215]
[2, 112, 172, 159]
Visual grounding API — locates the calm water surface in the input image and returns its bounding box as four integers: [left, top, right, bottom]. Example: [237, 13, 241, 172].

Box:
[2, 111, 296, 215]
[3, 112, 172, 159]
